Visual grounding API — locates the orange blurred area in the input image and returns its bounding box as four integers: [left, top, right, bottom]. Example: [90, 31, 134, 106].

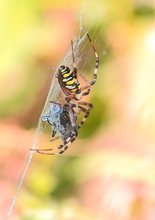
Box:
[1, 0, 155, 220]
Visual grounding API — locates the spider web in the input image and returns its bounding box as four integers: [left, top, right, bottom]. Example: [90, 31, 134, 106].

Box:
[5, 10, 103, 220]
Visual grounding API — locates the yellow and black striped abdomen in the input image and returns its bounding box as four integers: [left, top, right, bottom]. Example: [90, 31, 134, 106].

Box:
[58, 65, 82, 99]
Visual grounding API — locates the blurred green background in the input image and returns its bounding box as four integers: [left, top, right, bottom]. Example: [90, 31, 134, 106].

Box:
[1, 0, 155, 219]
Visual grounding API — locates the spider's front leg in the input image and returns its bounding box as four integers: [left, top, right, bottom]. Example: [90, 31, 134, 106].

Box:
[79, 33, 100, 96]
[81, 86, 91, 97]
[86, 33, 99, 87]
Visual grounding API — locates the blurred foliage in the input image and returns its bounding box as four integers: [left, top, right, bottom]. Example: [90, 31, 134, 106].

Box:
[50, 157, 78, 200]
[79, 95, 109, 138]
[134, 4, 155, 17]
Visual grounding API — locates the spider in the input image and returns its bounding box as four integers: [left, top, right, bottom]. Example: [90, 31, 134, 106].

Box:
[56, 33, 99, 103]
[31, 101, 92, 155]
[31, 33, 98, 155]
[56, 33, 99, 124]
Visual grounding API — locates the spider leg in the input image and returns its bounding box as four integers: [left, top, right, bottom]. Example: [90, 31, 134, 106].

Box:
[77, 102, 93, 129]
[65, 93, 76, 102]
[63, 103, 76, 109]
[72, 34, 99, 88]
[71, 39, 92, 98]
[79, 73, 91, 96]
[31, 149, 57, 155]
[64, 85, 91, 101]
[56, 134, 77, 155]
[87, 33, 99, 87]
[50, 136, 60, 142]
[71, 40, 77, 73]
[31, 148, 54, 152]
[82, 87, 91, 96]
[46, 118, 57, 138]
[32, 134, 77, 155]
[78, 101, 93, 108]
[77, 34, 99, 94]
[30, 137, 60, 152]
[63, 100, 92, 128]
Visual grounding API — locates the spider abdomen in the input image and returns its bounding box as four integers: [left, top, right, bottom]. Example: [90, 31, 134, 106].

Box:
[58, 65, 82, 99]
